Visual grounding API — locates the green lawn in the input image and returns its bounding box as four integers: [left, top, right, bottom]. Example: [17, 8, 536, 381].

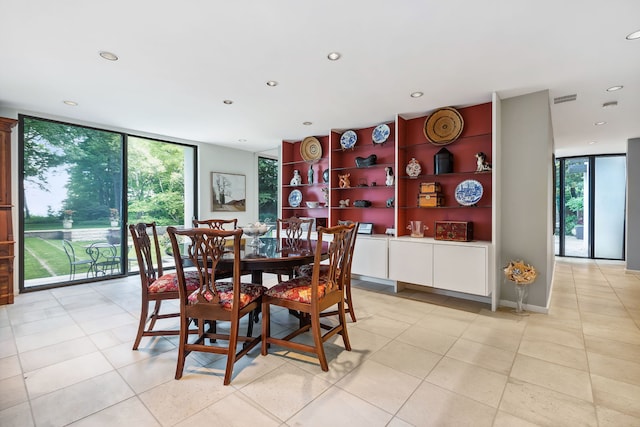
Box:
[23, 237, 124, 281]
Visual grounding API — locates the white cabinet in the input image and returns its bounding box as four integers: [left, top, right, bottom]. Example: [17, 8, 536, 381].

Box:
[351, 235, 388, 278]
[433, 243, 489, 296]
[389, 239, 433, 286]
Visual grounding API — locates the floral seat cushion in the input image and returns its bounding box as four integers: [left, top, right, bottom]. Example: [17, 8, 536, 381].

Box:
[188, 282, 264, 310]
[297, 264, 330, 278]
[264, 276, 327, 304]
[148, 271, 200, 293]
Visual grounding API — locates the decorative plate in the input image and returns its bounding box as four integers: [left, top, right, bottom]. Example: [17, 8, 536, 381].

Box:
[288, 189, 303, 208]
[340, 130, 357, 150]
[424, 107, 464, 145]
[300, 136, 322, 162]
[372, 124, 390, 144]
[454, 179, 483, 206]
[406, 158, 422, 177]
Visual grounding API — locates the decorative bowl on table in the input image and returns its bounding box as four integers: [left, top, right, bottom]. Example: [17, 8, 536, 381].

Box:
[306, 201, 320, 208]
[241, 222, 272, 248]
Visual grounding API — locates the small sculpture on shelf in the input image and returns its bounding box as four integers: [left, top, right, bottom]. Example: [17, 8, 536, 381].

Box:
[321, 186, 329, 207]
[475, 152, 492, 172]
[322, 169, 329, 183]
[290, 170, 302, 186]
[386, 197, 394, 208]
[339, 199, 350, 208]
[355, 154, 377, 168]
[308, 164, 314, 184]
[385, 166, 394, 186]
[338, 173, 351, 188]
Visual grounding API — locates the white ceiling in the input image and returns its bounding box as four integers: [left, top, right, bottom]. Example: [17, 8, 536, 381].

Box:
[1, 0, 639, 157]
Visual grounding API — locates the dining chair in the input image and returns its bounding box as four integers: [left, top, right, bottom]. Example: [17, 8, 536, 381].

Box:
[167, 226, 264, 385]
[62, 239, 93, 280]
[192, 218, 238, 230]
[298, 221, 360, 322]
[129, 222, 199, 350]
[267, 217, 314, 281]
[261, 223, 356, 371]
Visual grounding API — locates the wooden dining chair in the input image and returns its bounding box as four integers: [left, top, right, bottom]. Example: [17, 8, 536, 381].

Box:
[167, 226, 264, 385]
[267, 217, 314, 281]
[129, 222, 199, 350]
[298, 221, 360, 322]
[192, 218, 238, 230]
[261, 223, 356, 371]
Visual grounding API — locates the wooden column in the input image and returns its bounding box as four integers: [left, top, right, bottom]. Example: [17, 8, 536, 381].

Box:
[0, 117, 17, 305]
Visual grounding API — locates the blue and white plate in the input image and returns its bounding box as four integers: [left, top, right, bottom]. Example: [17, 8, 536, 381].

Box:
[454, 179, 483, 206]
[288, 189, 303, 208]
[340, 130, 357, 150]
[372, 124, 390, 144]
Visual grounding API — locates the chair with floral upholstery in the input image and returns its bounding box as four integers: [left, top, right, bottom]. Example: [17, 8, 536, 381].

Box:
[261, 223, 356, 371]
[167, 226, 264, 385]
[129, 222, 200, 350]
[266, 217, 314, 282]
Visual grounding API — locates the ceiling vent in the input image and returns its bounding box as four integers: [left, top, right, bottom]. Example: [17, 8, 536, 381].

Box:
[553, 94, 577, 104]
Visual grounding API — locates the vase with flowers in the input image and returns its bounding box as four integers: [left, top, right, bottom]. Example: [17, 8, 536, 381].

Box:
[62, 210, 74, 229]
[504, 259, 537, 314]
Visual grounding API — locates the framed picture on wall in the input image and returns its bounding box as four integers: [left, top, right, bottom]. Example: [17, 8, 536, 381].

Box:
[211, 172, 246, 212]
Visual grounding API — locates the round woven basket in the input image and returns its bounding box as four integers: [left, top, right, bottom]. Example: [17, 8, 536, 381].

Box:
[423, 107, 464, 145]
[300, 136, 322, 162]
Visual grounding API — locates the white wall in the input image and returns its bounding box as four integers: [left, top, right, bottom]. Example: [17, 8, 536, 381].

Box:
[499, 90, 555, 310]
[626, 138, 640, 270]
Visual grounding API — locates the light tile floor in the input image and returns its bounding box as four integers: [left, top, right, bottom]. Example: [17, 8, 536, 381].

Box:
[1, 258, 639, 426]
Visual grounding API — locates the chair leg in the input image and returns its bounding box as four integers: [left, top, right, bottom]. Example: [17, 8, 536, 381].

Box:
[132, 300, 149, 350]
[224, 319, 240, 385]
[148, 300, 162, 331]
[311, 314, 328, 371]
[261, 304, 270, 356]
[174, 315, 189, 380]
[345, 283, 357, 322]
[338, 302, 352, 351]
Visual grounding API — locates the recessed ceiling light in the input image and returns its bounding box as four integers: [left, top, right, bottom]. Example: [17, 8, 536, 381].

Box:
[223, 100, 233, 105]
[99, 51, 118, 61]
[602, 101, 618, 108]
[606, 85, 623, 92]
[63, 100, 78, 106]
[625, 29, 640, 40]
[266, 81, 278, 87]
[594, 121, 607, 126]
[303, 121, 312, 126]
[327, 52, 341, 61]
[410, 91, 424, 98]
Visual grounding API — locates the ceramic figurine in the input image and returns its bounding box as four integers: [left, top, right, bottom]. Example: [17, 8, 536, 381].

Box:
[339, 198, 350, 208]
[308, 164, 314, 184]
[475, 152, 492, 172]
[290, 170, 302, 186]
[321, 186, 329, 207]
[385, 166, 394, 186]
[338, 173, 351, 188]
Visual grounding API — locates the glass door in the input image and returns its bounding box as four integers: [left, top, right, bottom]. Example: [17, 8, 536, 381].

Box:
[555, 155, 626, 260]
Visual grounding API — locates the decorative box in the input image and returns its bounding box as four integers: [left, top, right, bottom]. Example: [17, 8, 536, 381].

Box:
[418, 193, 443, 207]
[420, 182, 441, 193]
[434, 221, 473, 241]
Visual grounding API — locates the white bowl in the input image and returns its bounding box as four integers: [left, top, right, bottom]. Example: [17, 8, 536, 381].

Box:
[306, 201, 320, 208]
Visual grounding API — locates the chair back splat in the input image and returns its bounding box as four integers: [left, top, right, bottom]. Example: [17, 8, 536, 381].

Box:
[167, 226, 264, 385]
[192, 218, 238, 230]
[261, 223, 356, 371]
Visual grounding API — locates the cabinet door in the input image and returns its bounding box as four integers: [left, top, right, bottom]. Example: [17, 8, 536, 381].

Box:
[389, 240, 433, 286]
[433, 244, 487, 295]
[351, 237, 387, 278]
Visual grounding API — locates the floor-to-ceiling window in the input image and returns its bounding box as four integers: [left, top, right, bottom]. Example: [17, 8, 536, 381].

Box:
[258, 156, 278, 225]
[19, 116, 196, 291]
[555, 154, 626, 259]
